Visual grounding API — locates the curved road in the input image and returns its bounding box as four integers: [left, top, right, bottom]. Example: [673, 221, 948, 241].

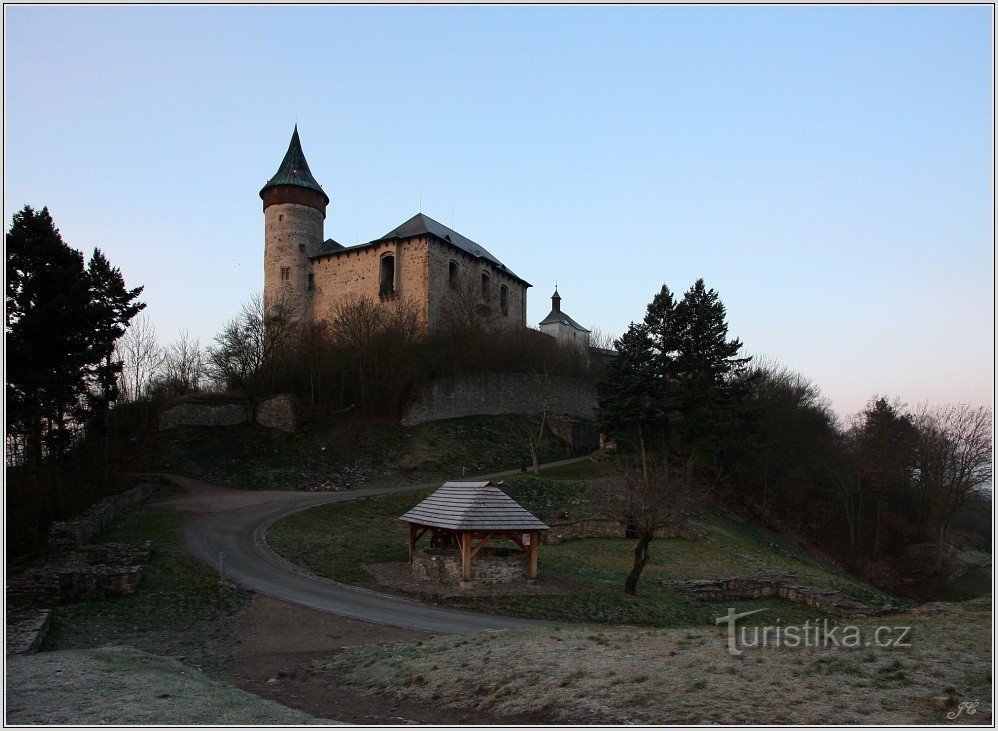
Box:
[173, 457, 588, 635]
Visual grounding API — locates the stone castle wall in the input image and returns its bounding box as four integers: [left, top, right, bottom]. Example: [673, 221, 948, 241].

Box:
[425, 239, 527, 329]
[310, 236, 431, 326]
[403, 372, 598, 426]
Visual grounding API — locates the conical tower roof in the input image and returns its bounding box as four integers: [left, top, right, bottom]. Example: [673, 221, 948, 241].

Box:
[259, 126, 329, 204]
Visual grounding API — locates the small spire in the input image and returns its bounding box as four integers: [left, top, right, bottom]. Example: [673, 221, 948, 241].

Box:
[552, 286, 561, 312]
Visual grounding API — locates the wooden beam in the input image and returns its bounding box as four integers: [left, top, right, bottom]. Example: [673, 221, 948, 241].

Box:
[407, 523, 417, 561]
[528, 531, 538, 580]
[470, 532, 495, 559]
[460, 531, 472, 582]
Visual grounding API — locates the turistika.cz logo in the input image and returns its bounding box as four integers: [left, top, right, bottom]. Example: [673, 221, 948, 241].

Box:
[715, 607, 912, 656]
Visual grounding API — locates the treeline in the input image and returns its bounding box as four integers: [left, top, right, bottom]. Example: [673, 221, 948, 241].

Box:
[118, 290, 604, 422]
[597, 279, 992, 599]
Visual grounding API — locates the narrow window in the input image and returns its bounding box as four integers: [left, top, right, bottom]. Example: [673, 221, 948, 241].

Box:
[307, 273, 314, 290]
[449, 260, 458, 287]
[500, 285, 509, 315]
[380, 254, 396, 296]
[278, 214, 283, 222]
[280, 266, 291, 281]
[481, 271, 490, 298]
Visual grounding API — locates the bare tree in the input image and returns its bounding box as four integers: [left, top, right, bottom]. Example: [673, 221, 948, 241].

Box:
[594, 458, 709, 595]
[521, 371, 555, 475]
[116, 313, 163, 401]
[439, 273, 503, 335]
[207, 293, 299, 420]
[913, 404, 992, 569]
[157, 331, 208, 396]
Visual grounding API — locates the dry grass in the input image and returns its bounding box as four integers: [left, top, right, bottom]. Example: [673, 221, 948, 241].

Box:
[319, 597, 992, 725]
[6, 645, 327, 725]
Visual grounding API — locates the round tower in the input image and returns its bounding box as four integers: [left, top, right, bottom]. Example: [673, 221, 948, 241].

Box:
[260, 126, 328, 322]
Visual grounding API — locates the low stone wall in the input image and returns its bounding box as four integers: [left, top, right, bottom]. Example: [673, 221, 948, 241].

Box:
[48, 484, 157, 551]
[255, 394, 299, 432]
[159, 402, 246, 430]
[403, 373, 598, 426]
[159, 394, 299, 432]
[663, 569, 886, 619]
[7, 541, 152, 611]
[6, 609, 51, 656]
[410, 548, 528, 585]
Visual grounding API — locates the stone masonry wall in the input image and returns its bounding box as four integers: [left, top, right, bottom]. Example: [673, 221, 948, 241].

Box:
[159, 394, 298, 432]
[403, 372, 598, 426]
[425, 239, 527, 329]
[410, 548, 528, 585]
[159, 402, 246, 430]
[264, 202, 324, 323]
[310, 237, 431, 327]
[255, 393, 299, 433]
[48, 483, 157, 551]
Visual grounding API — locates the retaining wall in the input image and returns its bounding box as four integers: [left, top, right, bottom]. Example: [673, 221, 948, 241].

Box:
[403, 373, 598, 426]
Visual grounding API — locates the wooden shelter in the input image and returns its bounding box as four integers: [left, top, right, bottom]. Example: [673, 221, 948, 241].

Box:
[400, 481, 549, 583]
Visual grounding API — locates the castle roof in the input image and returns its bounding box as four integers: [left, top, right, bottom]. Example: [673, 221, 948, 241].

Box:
[539, 287, 590, 332]
[259, 126, 329, 204]
[399, 482, 549, 532]
[310, 212, 531, 287]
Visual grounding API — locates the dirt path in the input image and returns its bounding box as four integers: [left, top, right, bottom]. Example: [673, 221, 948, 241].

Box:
[219, 594, 561, 724]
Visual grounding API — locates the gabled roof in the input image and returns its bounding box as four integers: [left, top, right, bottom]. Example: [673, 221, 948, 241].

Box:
[400, 482, 549, 532]
[539, 308, 590, 332]
[316, 238, 345, 255]
[260, 126, 329, 204]
[312, 212, 530, 286]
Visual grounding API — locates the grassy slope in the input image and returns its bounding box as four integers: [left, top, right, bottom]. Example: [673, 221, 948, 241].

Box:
[319, 598, 992, 724]
[6, 646, 323, 725]
[136, 414, 572, 491]
[43, 487, 252, 675]
[268, 461, 895, 627]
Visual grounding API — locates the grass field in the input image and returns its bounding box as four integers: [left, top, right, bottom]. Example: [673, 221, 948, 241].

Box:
[267, 462, 896, 627]
[137, 414, 574, 491]
[319, 597, 992, 724]
[42, 491, 252, 675]
[6, 646, 322, 725]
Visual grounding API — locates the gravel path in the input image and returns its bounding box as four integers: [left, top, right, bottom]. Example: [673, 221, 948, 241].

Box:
[166, 457, 588, 634]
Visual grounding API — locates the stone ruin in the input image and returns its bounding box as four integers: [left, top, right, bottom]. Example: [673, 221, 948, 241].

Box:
[8, 482, 159, 656]
[48, 482, 156, 551]
[411, 547, 529, 586]
[663, 568, 891, 619]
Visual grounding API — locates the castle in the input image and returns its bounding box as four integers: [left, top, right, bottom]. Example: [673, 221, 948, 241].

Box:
[261, 127, 590, 344]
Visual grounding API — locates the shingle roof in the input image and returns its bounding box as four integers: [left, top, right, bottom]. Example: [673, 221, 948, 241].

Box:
[400, 482, 549, 532]
[259, 126, 329, 204]
[539, 308, 590, 332]
[313, 212, 530, 286]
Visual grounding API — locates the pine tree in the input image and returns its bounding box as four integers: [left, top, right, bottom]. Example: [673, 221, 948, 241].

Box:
[6, 206, 93, 467]
[672, 278, 752, 459]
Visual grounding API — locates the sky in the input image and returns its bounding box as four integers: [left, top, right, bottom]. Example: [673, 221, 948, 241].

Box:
[4, 5, 993, 418]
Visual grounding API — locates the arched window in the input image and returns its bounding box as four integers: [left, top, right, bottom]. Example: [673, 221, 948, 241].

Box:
[481, 271, 491, 298]
[449, 260, 459, 287]
[380, 254, 395, 297]
[500, 285, 509, 315]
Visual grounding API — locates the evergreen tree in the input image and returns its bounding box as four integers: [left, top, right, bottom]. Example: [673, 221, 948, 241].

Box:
[82, 248, 145, 431]
[596, 322, 666, 480]
[6, 206, 92, 467]
[672, 278, 751, 459]
[6, 206, 144, 472]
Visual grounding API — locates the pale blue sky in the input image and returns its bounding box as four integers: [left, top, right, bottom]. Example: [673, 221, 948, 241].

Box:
[4, 5, 993, 417]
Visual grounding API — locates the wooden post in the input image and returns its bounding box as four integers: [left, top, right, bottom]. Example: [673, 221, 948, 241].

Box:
[460, 531, 472, 584]
[407, 523, 417, 561]
[528, 531, 538, 580]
